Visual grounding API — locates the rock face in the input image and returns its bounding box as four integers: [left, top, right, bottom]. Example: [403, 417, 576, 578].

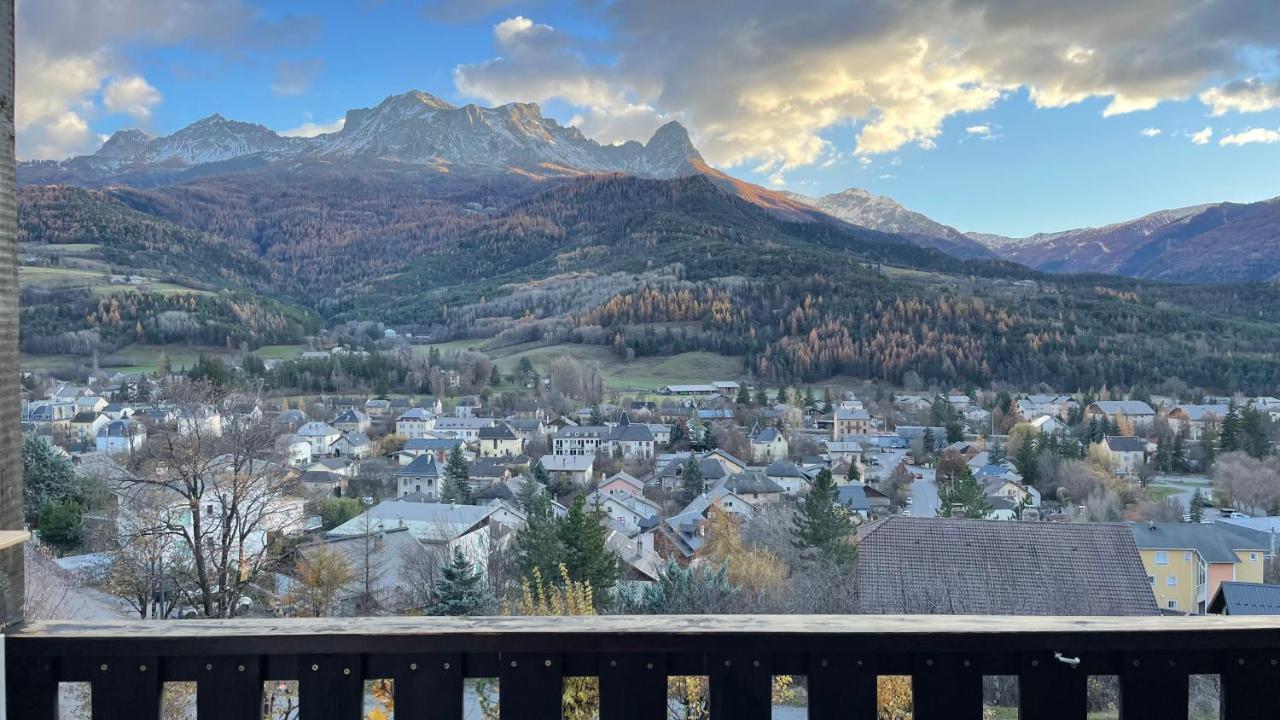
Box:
[20, 91, 705, 185]
[784, 187, 994, 259]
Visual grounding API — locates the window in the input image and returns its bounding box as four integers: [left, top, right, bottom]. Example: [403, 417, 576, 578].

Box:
[1183, 551, 1192, 562]
[1167, 576, 1177, 587]
[1155, 551, 1168, 564]
[1251, 553, 1258, 561]
[1167, 600, 1178, 610]
[1148, 575, 1155, 585]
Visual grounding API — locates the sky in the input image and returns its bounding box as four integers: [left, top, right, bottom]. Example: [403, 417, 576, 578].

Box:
[14, 0, 1280, 237]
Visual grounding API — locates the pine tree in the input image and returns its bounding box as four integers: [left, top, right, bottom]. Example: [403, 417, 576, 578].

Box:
[426, 547, 492, 616]
[514, 487, 564, 579]
[22, 435, 79, 523]
[736, 386, 752, 406]
[802, 387, 816, 409]
[1189, 489, 1206, 523]
[987, 439, 1006, 465]
[845, 460, 860, 484]
[1218, 403, 1241, 454]
[777, 387, 790, 405]
[557, 495, 621, 603]
[677, 455, 705, 505]
[922, 428, 937, 458]
[791, 469, 856, 565]
[938, 468, 993, 519]
[754, 388, 769, 407]
[441, 445, 473, 504]
[589, 405, 604, 425]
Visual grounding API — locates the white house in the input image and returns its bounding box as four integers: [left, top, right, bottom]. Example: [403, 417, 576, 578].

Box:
[296, 422, 342, 458]
[749, 427, 788, 463]
[96, 419, 146, 455]
[541, 454, 596, 487]
[395, 408, 437, 439]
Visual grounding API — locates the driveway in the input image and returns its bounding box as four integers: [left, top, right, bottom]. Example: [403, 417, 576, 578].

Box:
[908, 466, 940, 517]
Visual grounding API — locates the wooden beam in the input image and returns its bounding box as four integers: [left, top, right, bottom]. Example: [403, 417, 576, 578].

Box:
[0, 530, 29, 551]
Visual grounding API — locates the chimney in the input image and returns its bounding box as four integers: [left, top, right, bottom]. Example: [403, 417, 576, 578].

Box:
[634, 538, 643, 558]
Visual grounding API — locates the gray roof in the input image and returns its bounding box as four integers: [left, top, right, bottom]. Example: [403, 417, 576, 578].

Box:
[719, 470, 784, 495]
[855, 517, 1158, 615]
[837, 484, 869, 512]
[753, 427, 781, 443]
[1209, 582, 1280, 615]
[1091, 400, 1155, 416]
[1104, 436, 1146, 453]
[1129, 522, 1264, 563]
[477, 423, 517, 440]
[404, 437, 464, 452]
[395, 454, 443, 479]
[765, 459, 805, 478]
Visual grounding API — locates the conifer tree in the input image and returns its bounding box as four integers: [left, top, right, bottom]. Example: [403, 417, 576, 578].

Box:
[1189, 489, 1206, 523]
[792, 469, 856, 565]
[736, 386, 752, 406]
[938, 468, 993, 519]
[677, 455, 705, 505]
[514, 487, 564, 581]
[441, 445, 473, 504]
[426, 547, 492, 616]
[557, 495, 620, 603]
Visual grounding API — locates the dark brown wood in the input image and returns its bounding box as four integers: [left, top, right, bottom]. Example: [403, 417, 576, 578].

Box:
[6, 654, 57, 720]
[809, 654, 876, 720]
[298, 653, 363, 720]
[370, 653, 462, 720]
[1019, 651, 1087, 720]
[90, 655, 161, 720]
[499, 652, 562, 720]
[599, 653, 667, 720]
[1119, 652, 1188, 720]
[913, 653, 982, 720]
[708, 650, 772, 720]
[1219, 650, 1280, 720]
[195, 655, 261, 720]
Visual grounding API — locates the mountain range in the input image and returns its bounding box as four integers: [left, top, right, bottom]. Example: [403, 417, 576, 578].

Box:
[20, 89, 1278, 283]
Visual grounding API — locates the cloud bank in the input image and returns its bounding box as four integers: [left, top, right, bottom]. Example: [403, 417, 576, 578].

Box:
[455, 0, 1280, 173]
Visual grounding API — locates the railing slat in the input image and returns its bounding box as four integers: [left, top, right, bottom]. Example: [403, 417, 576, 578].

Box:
[809, 654, 876, 720]
[384, 653, 462, 720]
[599, 653, 667, 720]
[913, 653, 982, 720]
[298, 653, 363, 720]
[1019, 652, 1086, 720]
[196, 655, 261, 720]
[1120, 652, 1187, 720]
[708, 651, 771, 720]
[1220, 650, 1280, 720]
[6, 655, 57, 720]
[90, 656, 160, 720]
[499, 652, 562, 720]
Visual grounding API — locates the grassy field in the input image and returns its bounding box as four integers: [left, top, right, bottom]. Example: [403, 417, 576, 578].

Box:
[21, 345, 231, 375]
[412, 339, 489, 357]
[20, 265, 210, 296]
[1142, 485, 1181, 502]
[252, 344, 309, 360]
[488, 343, 744, 392]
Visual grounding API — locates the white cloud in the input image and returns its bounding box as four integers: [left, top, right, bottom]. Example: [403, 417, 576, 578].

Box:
[455, 1, 1280, 170]
[271, 59, 324, 96]
[1219, 127, 1280, 146]
[1200, 77, 1280, 116]
[15, 0, 320, 159]
[966, 125, 992, 135]
[279, 117, 346, 137]
[1140, 127, 1162, 137]
[857, 156, 873, 168]
[102, 75, 162, 120]
[1190, 126, 1214, 145]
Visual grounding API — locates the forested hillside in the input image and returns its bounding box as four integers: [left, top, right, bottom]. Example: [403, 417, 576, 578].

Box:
[19, 167, 1280, 393]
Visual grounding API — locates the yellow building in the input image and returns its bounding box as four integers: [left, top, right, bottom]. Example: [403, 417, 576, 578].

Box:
[1130, 523, 1265, 614]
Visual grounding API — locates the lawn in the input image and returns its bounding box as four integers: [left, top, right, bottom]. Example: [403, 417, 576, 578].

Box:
[490, 343, 744, 392]
[1142, 485, 1181, 503]
[412, 339, 489, 357]
[252, 344, 309, 360]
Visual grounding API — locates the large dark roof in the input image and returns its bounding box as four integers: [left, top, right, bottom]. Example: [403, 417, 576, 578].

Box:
[1209, 582, 1280, 615]
[854, 517, 1158, 616]
[1129, 522, 1264, 562]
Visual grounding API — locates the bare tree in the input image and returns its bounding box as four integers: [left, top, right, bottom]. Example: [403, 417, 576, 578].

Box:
[125, 383, 300, 618]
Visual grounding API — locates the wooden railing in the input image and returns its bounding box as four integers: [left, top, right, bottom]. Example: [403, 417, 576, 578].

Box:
[6, 614, 1280, 719]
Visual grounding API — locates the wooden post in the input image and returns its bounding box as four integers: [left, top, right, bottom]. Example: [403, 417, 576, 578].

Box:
[298, 653, 364, 720]
[599, 653, 667, 720]
[499, 652, 562, 720]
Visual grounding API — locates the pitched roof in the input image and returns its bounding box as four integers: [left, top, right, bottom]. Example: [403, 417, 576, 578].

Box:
[1209, 582, 1280, 615]
[477, 423, 517, 440]
[395, 454, 443, 479]
[854, 517, 1158, 615]
[1091, 400, 1155, 416]
[1129, 522, 1264, 563]
[1104, 436, 1146, 453]
[753, 427, 781, 443]
[719, 470, 784, 495]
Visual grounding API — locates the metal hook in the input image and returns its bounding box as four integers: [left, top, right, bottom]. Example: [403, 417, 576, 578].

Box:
[1055, 652, 1081, 667]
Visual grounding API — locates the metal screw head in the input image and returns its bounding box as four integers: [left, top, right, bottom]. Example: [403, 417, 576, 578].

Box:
[238, 665, 245, 672]
[1133, 660, 1140, 667]
[724, 660, 732, 667]
[752, 660, 760, 668]
[544, 659, 552, 668]
[856, 660, 863, 667]
[311, 664, 319, 672]
[139, 665, 147, 672]
[925, 659, 934, 667]
[343, 668, 351, 676]
[1272, 659, 1277, 666]
[646, 662, 654, 670]
[610, 660, 617, 668]
[511, 660, 518, 668]
[1239, 658, 1246, 666]
[821, 659, 829, 668]
[410, 663, 418, 671]
[99, 664, 108, 672]
[1168, 660, 1176, 667]
[205, 664, 213, 671]
[1031, 660, 1039, 667]
[963, 660, 971, 668]
[443, 662, 451, 670]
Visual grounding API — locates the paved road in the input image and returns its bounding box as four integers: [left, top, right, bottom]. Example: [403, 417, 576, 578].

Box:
[908, 466, 940, 517]
[1149, 474, 1211, 513]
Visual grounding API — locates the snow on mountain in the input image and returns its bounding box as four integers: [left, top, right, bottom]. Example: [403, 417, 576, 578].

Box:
[784, 187, 993, 259]
[95, 114, 308, 166]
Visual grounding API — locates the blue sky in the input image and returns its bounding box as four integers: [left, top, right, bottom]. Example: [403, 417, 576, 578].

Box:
[16, 0, 1280, 236]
